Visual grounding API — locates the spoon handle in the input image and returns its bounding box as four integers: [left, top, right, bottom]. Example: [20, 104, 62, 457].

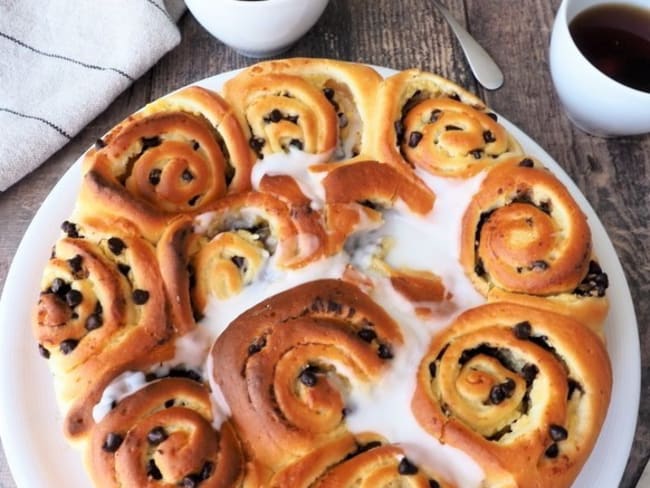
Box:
[431, 0, 504, 90]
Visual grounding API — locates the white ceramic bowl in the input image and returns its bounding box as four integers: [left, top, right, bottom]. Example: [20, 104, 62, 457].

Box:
[549, 0, 650, 137]
[186, 0, 330, 58]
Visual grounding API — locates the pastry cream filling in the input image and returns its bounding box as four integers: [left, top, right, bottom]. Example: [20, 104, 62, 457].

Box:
[93, 151, 489, 487]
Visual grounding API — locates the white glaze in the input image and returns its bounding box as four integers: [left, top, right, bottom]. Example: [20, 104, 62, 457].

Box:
[92, 371, 147, 422]
[93, 151, 491, 486]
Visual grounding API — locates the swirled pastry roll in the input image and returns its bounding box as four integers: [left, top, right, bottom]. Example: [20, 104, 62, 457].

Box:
[211, 279, 403, 471]
[80, 86, 254, 242]
[412, 302, 612, 488]
[270, 435, 454, 488]
[223, 58, 382, 161]
[34, 218, 174, 438]
[157, 192, 328, 333]
[460, 158, 609, 333]
[88, 378, 246, 488]
[374, 69, 522, 177]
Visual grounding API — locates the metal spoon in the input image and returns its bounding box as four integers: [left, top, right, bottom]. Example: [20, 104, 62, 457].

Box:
[431, 0, 504, 90]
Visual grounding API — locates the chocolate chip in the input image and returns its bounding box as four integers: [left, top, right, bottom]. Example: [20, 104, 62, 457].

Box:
[470, 149, 483, 159]
[168, 368, 202, 382]
[378, 343, 393, 359]
[513, 321, 532, 339]
[518, 158, 535, 168]
[430, 109, 442, 122]
[545, 443, 559, 458]
[408, 131, 423, 148]
[107, 237, 126, 255]
[502, 378, 516, 395]
[147, 459, 163, 480]
[530, 260, 549, 270]
[249, 136, 265, 153]
[568, 379, 584, 398]
[474, 258, 486, 277]
[268, 109, 283, 123]
[323, 87, 335, 100]
[148, 168, 162, 186]
[357, 328, 377, 342]
[61, 220, 79, 238]
[188, 195, 200, 206]
[147, 426, 168, 445]
[287, 115, 299, 124]
[102, 432, 123, 453]
[398, 457, 418, 475]
[428, 361, 437, 378]
[38, 344, 50, 359]
[489, 384, 506, 404]
[50, 278, 70, 297]
[65, 289, 83, 307]
[132, 289, 150, 305]
[145, 372, 158, 382]
[338, 112, 349, 129]
[95, 138, 107, 149]
[60, 338, 79, 355]
[67, 255, 83, 274]
[141, 136, 162, 151]
[182, 169, 194, 182]
[319, 299, 338, 315]
[230, 256, 245, 270]
[192, 140, 200, 151]
[539, 200, 552, 214]
[549, 424, 568, 442]
[181, 474, 202, 488]
[522, 363, 539, 385]
[164, 399, 175, 408]
[394, 120, 405, 144]
[248, 337, 266, 355]
[299, 367, 318, 387]
[200, 461, 214, 480]
[117, 263, 131, 277]
[486, 112, 498, 121]
[289, 139, 303, 150]
[429, 480, 441, 488]
[483, 130, 496, 143]
[445, 124, 462, 131]
[85, 313, 103, 331]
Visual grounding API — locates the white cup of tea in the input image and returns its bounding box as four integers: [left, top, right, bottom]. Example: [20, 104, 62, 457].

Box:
[185, 0, 330, 58]
[549, 0, 650, 137]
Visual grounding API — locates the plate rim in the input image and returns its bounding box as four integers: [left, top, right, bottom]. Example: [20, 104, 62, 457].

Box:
[0, 65, 640, 488]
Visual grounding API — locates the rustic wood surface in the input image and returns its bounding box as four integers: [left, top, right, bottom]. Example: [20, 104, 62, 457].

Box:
[0, 0, 648, 486]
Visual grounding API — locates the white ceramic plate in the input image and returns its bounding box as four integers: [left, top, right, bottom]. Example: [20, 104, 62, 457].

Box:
[0, 67, 640, 488]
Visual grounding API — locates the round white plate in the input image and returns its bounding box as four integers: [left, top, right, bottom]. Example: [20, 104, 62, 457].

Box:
[0, 67, 640, 488]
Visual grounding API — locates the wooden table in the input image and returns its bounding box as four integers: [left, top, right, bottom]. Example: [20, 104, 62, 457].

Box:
[1, 1, 648, 486]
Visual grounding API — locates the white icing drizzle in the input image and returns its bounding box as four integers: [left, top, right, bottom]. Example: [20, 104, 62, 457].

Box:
[250, 148, 332, 205]
[92, 151, 492, 486]
[92, 371, 147, 422]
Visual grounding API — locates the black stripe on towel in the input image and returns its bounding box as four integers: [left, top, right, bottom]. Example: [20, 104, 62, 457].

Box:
[0, 108, 72, 139]
[145, 0, 173, 22]
[0, 31, 134, 81]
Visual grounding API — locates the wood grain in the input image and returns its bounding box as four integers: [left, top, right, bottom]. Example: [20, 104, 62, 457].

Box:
[0, 1, 648, 486]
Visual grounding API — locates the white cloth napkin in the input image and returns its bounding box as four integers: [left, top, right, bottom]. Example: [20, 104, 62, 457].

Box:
[0, 0, 186, 191]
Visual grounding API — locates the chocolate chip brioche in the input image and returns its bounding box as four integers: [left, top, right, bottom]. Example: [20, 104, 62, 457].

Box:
[31, 58, 612, 488]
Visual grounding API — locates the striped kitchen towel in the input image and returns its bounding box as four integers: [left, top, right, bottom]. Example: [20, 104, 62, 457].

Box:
[0, 0, 186, 191]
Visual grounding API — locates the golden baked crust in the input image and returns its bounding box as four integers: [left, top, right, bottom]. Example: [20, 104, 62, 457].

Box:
[79, 86, 253, 242]
[211, 279, 404, 470]
[459, 157, 608, 334]
[30, 59, 612, 488]
[412, 302, 612, 488]
[373, 69, 523, 177]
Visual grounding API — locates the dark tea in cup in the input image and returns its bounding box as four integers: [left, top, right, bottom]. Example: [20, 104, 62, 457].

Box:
[569, 3, 650, 93]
